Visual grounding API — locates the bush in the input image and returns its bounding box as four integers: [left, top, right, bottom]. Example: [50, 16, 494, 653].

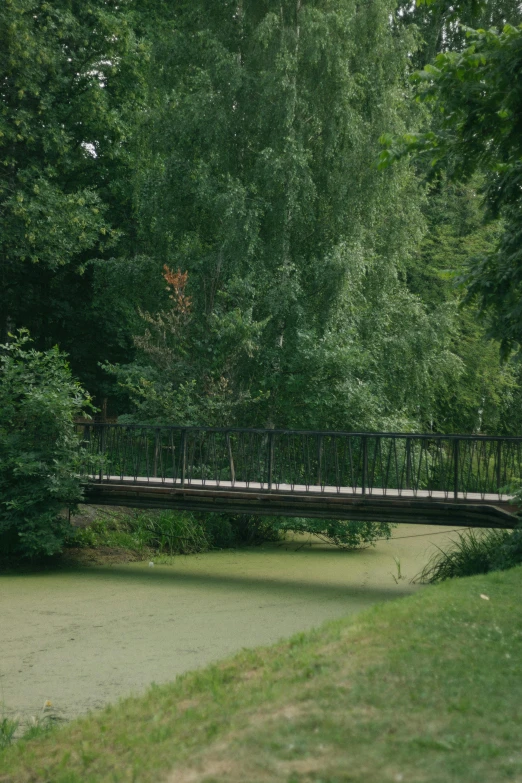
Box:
[72, 511, 391, 555]
[70, 510, 278, 555]
[270, 517, 394, 549]
[418, 527, 521, 583]
[491, 526, 522, 571]
[0, 331, 92, 558]
[202, 513, 282, 547]
[199, 515, 389, 550]
[0, 717, 18, 751]
[72, 509, 211, 555]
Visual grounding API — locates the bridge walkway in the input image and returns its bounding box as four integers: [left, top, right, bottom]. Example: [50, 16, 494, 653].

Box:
[84, 476, 518, 529]
[79, 424, 522, 528]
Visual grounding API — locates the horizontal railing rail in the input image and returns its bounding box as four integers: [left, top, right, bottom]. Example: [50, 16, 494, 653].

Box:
[76, 421, 522, 440]
[76, 423, 522, 502]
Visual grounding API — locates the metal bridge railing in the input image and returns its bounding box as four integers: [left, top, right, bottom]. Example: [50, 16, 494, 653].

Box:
[76, 424, 522, 501]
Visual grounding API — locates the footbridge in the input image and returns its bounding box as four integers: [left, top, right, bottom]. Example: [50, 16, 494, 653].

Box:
[79, 424, 522, 528]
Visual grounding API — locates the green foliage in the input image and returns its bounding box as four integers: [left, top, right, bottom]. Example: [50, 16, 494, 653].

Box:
[0, 0, 148, 397]
[269, 518, 393, 549]
[204, 515, 281, 548]
[113, 0, 464, 433]
[418, 528, 509, 581]
[3, 0, 520, 440]
[406, 176, 522, 433]
[396, 0, 522, 66]
[70, 510, 388, 553]
[490, 526, 522, 571]
[381, 23, 522, 355]
[418, 525, 522, 582]
[71, 509, 210, 556]
[70, 509, 282, 555]
[0, 331, 91, 557]
[0, 717, 18, 750]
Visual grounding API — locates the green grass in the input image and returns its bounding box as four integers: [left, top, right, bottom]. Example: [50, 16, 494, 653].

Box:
[0, 717, 18, 751]
[68, 509, 210, 557]
[418, 528, 511, 582]
[2, 567, 522, 783]
[418, 526, 522, 583]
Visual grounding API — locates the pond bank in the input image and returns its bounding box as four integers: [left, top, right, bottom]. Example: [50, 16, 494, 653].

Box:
[0, 524, 466, 725]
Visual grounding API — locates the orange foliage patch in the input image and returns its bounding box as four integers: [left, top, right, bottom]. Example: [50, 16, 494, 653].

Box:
[163, 265, 192, 316]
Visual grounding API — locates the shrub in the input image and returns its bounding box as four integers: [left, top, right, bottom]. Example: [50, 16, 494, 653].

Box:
[418, 527, 518, 583]
[270, 517, 394, 549]
[199, 515, 388, 550]
[0, 331, 92, 558]
[69, 510, 390, 558]
[418, 479, 522, 582]
[71, 509, 211, 555]
[136, 510, 210, 554]
[203, 514, 282, 547]
[491, 526, 522, 572]
[70, 510, 277, 555]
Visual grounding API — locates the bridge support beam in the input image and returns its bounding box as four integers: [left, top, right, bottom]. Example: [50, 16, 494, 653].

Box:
[83, 483, 519, 529]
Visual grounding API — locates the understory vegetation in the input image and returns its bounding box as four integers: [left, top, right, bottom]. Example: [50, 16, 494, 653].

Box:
[420, 525, 522, 582]
[0, 712, 55, 755]
[1, 565, 521, 782]
[0, 332, 92, 559]
[67, 509, 393, 559]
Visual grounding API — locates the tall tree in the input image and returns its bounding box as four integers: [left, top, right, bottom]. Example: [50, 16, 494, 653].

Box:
[396, 0, 522, 66]
[0, 0, 146, 396]
[117, 0, 459, 430]
[381, 23, 522, 357]
[406, 176, 522, 434]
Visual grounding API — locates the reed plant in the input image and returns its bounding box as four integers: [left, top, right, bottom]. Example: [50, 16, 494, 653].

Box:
[418, 527, 519, 583]
[0, 717, 18, 750]
[70, 509, 210, 556]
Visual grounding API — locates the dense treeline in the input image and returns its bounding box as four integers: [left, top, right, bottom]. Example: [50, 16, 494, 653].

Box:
[2, 0, 522, 434]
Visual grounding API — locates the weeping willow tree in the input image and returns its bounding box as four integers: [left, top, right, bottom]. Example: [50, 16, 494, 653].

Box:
[115, 0, 459, 430]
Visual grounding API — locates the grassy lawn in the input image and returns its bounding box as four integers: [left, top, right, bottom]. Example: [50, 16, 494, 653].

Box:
[1, 566, 521, 783]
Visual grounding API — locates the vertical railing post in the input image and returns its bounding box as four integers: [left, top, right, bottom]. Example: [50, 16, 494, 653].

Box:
[153, 428, 159, 478]
[404, 437, 411, 492]
[99, 424, 106, 483]
[317, 434, 323, 488]
[170, 429, 175, 483]
[267, 431, 274, 490]
[496, 440, 502, 495]
[180, 430, 187, 488]
[82, 424, 91, 479]
[362, 435, 368, 496]
[453, 438, 459, 500]
[226, 432, 235, 485]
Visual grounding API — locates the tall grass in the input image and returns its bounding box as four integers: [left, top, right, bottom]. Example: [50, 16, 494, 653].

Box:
[0, 717, 18, 750]
[418, 527, 522, 583]
[68, 509, 283, 557]
[134, 511, 209, 555]
[70, 509, 210, 556]
[0, 708, 56, 752]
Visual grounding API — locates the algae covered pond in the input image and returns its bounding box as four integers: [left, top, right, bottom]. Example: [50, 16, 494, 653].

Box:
[0, 524, 464, 725]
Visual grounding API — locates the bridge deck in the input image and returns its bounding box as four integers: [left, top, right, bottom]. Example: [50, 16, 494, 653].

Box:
[84, 476, 519, 529]
[99, 475, 512, 504]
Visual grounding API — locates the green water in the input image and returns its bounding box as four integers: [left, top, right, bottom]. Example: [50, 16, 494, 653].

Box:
[0, 525, 462, 724]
